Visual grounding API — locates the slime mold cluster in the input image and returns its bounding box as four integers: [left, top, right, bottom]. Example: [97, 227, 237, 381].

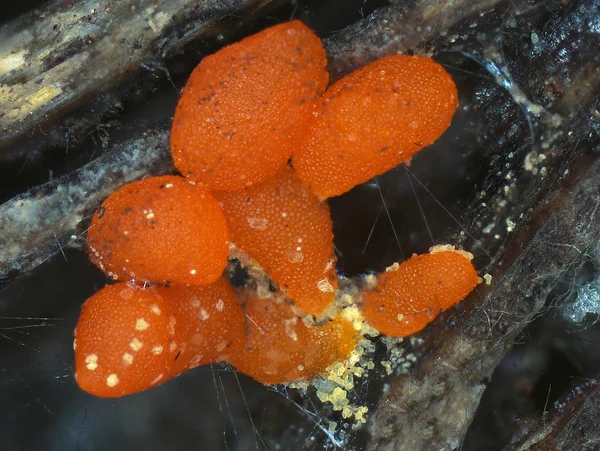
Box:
[73, 21, 479, 405]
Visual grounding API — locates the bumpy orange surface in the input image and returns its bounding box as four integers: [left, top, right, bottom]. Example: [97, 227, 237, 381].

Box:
[361, 251, 479, 337]
[214, 165, 337, 316]
[86, 175, 230, 286]
[171, 20, 329, 191]
[74, 283, 180, 397]
[228, 295, 357, 384]
[157, 278, 245, 373]
[77, 22, 472, 398]
[293, 55, 458, 198]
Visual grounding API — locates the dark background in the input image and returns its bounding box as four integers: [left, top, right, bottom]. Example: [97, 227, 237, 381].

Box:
[2, 1, 600, 450]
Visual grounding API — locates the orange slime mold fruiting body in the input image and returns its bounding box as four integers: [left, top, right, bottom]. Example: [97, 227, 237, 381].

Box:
[214, 165, 337, 316]
[74, 283, 180, 397]
[170, 20, 329, 191]
[228, 295, 358, 385]
[361, 251, 479, 337]
[293, 55, 458, 199]
[76, 22, 477, 398]
[156, 278, 245, 373]
[86, 175, 230, 286]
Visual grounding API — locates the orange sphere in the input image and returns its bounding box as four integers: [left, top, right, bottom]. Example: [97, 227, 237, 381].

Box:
[74, 283, 180, 397]
[171, 21, 329, 191]
[156, 278, 245, 373]
[361, 251, 479, 337]
[86, 175, 230, 286]
[293, 55, 458, 198]
[214, 165, 337, 316]
[228, 295, 357, 384]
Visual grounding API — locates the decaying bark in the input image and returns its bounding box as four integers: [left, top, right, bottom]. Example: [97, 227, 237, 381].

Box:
[324, 0, 502, 78]
[1, 0, 600, 449]
[0, 126, 171, 278]
[0, 0, 276, 152]
[367, 0, 600, 448]
[368, 156, 600, 450]
[509, 380, 600, 450]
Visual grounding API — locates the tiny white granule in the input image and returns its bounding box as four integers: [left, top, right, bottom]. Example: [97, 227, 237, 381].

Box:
[216, 299, 224, 311]
[135, 318, 149, 331]
[85, 354, 98, 371]
[247, 217, 268, 230]
[152, 345, 163, 355]
[216, 340, 228, 352]
[189, 354, 203, 367]
[199, 309, 210, 321]
[119, 288, 133, 300]
[284, 318, 298, 341]
[385, 262, 400, 272]
[168, 317, 176, 335]
[122, 353, 134, 365]
[130, 338, 143, 351]
[317, 279, 334, 293]
[106, 374, 119, 387]
[484, 274, 493, 285]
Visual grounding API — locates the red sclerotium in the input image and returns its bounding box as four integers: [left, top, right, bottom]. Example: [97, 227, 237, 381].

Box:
[170, 20, 329, 191]
[74, 283, 180, 397]
[361, 250, 480, 337]
[156, 278, 245, 374]
[228, 294, 358, 384]
[86, 175, 230, 286]
[293, 55, 458, 199]
[214, 165, 337, 317]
